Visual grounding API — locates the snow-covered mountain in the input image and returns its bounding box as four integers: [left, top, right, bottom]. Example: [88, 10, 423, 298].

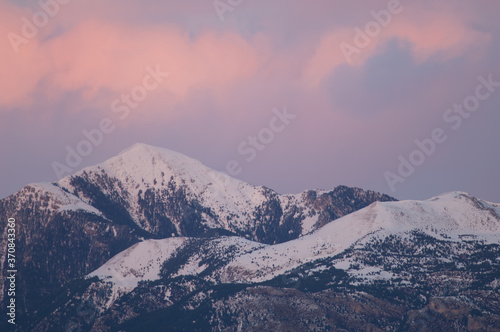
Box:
[1, 143, 499, 331]
[77, 191, 499, 331]
[51, 143, 396, 243]
[89, 191, 500, 289]
[57, 143, 270, 236]
[53, 190, 498, 331]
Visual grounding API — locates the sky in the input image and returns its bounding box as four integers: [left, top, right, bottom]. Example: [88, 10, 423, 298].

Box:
[1, 0, 499, 202]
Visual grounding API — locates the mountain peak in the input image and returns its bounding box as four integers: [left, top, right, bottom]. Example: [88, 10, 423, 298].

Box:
[70, 143, 219, 192]
[115, 143, 204, 170]
[117, 142, 154, 156]
[118, 143, 184, 158]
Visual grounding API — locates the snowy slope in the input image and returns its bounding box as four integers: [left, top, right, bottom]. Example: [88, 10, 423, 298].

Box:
[88, 191, 500, 291]
[221, 191, 500, 282]
[57, 144, 269, 232]
[88, 236, 266, 293]
[10, 182, 102, 217]
[88, 238, 188, 291]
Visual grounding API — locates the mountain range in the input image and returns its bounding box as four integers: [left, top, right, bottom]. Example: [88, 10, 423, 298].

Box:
[1, 143, 499, 331]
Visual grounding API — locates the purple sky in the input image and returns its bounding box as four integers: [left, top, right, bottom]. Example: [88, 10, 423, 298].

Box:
[1, 0, 499, 202]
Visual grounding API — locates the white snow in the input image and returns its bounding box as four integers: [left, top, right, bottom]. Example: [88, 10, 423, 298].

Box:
[88, 238, 187, 292]
[87, 236, 266, 292]
[220, 192, 500, 283]
[57, 143, 270, 233]
[25, 183, 102, 216]
[279, 193, 318, 236]
[85, 189, 500, 308]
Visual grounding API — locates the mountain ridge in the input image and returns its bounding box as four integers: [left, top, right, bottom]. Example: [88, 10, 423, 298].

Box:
[88, 191, 500, 291]
[48, 143, 397, 242]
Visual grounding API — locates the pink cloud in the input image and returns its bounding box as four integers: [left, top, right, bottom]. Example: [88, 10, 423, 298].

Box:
[0, 1, 266, 113]
[0, 1, 51, 109]
[0, 0, 493, 126]
[388, 11, 491, 63]
[302, 2, 491, 88]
